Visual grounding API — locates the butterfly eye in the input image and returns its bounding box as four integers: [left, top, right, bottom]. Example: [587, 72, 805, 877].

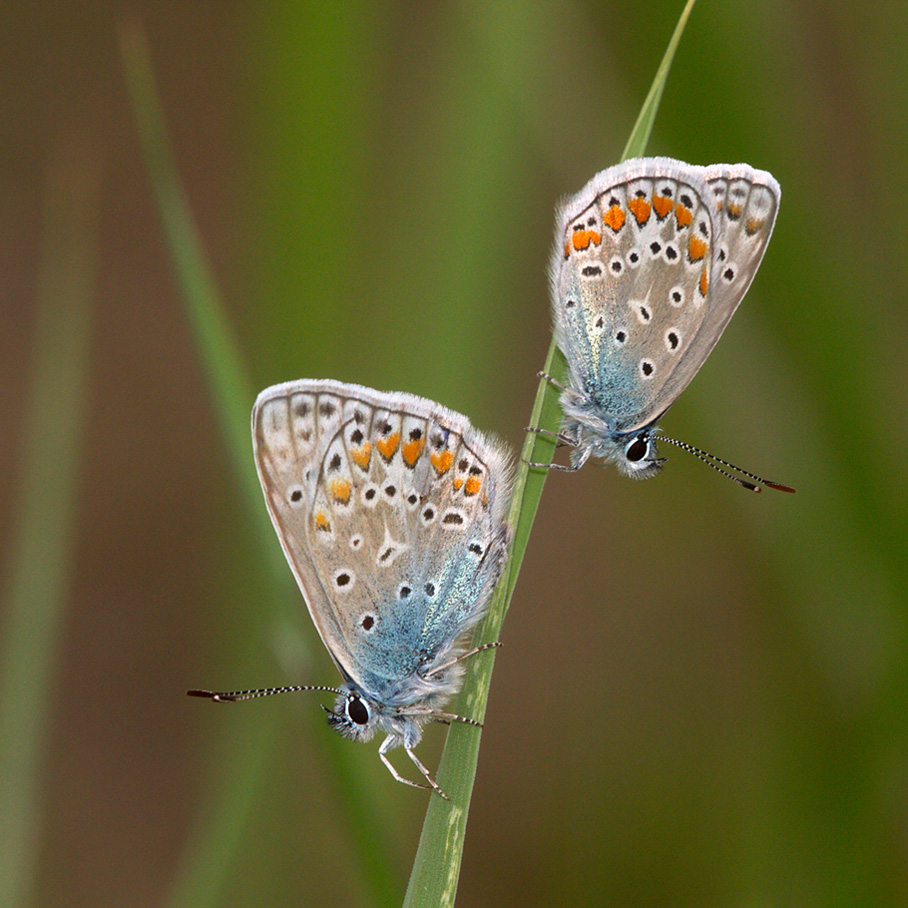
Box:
[625, 437, 649, 463]
[346, 695, 370, 726]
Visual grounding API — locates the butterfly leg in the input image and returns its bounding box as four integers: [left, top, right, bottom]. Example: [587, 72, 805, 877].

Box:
[537, 370, 569, 393]
[524, 455, 582, 472]
[524, 426, 576, 446]
[378, 735, 438, 794]
[428, 711, 483, 728]
[527, 442, 592, 472]
[524, 403, 586, 470]
[524, 425, 584, 470]
[405, 745, 450, 800]
[527, 372, 584, 470]
[424, 641, 501, 678]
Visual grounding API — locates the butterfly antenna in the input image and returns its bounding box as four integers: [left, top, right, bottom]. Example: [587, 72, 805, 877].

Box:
[187, 685, 345, 702]
[658, 435, 796, 494]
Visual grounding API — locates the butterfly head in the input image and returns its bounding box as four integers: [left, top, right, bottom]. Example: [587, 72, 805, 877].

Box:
[569, 420, 664, 480]
[325, 686, 431, 749]
[324, 689, 382, 742]
[617, 432, 664, 480]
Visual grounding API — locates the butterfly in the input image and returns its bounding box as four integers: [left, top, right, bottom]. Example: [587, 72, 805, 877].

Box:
[189, 380, 513, 798]
[530, 157, 793, 493]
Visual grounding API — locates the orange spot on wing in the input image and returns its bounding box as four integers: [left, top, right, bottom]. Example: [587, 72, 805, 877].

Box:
[745, 217, 764, 236]
[402, 436, 425, 467]
[314, 511, 330, 531]
[699, 267, 709, 297]
[571, 229, 602, 252]
[603, 204, 625, 232]
[431, 450, 454, 474]
[688, 236, 707, 262]
[674, 203, 692, 228]
[653, 194, 673, 219]
[726, 203, 742, 220]
[453, 478, 464, 491]
[464, 475, 482, 496]
[376, 432, 400, 460]
[350, 443, 371, 469]
[564, 240, 570, 258]
[329, 479, 351, 504]
[627, 196, 651, 225]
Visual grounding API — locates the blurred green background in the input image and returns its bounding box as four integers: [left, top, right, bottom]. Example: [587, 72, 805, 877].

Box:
[2, 2, 907, 906]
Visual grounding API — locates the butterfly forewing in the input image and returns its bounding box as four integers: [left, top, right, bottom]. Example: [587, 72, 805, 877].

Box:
[253, 380, 511, 696]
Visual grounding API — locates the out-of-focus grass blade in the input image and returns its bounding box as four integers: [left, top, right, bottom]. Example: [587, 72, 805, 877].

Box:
[403, 2, 698, 905]
[118, 20, 268, 554]
[0, 139, 100, 908]
[118, 21, 401, 908]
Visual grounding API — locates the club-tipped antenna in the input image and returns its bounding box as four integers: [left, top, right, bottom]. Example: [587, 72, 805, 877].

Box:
[187, 685, 345, 702]
[657, 435, 796, 494]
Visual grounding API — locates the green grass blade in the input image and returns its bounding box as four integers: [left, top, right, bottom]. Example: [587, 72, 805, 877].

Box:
[622, 0, 697, 161]
[0, 139, 100, 908]
[403, 3, 698, 905]
[119, 21, 402, 908]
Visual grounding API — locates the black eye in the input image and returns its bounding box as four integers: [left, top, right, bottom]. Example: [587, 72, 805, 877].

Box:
[346, 696, 369, 725]
[625, 437, 648, 462]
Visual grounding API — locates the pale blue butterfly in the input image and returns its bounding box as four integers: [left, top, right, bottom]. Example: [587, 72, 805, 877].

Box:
[190, 380, 513, 798]
[531, 157, 794, 493]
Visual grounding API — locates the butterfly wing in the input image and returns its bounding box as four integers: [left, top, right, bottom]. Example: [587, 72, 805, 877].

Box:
[551, 157, 779, 435]
[253, 380, 512, 698]
[684, 162, 781, 369]
[642, 163, 781, 432]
